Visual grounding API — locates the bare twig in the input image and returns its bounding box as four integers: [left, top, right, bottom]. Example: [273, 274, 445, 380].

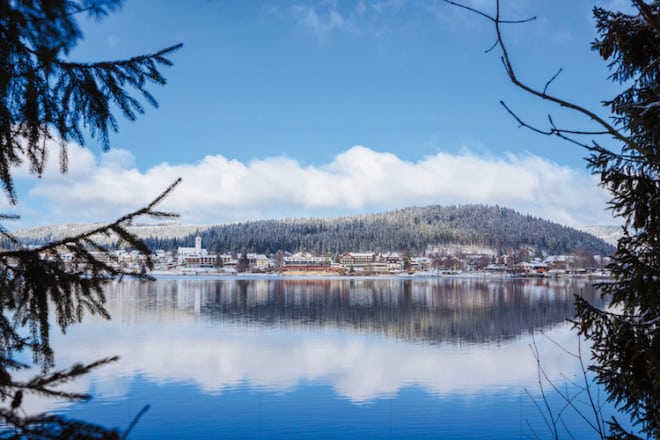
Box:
[441, 0, 536, 24]
[544, 68, 563, 95]
[526, 335, 609, 439]
[500, 101, 595, 150]
[530, 338, 560, 439]
[447, 0, 642, 156]
[576, 337, 607, 437]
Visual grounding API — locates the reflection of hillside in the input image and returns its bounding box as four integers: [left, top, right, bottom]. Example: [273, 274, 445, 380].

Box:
[104, 278, 603, 344]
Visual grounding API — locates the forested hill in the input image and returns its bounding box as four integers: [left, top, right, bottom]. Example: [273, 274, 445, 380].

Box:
[146, 205, 614, 256]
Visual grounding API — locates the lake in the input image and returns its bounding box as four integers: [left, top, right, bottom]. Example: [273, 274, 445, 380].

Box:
[29, 276, 622, 438]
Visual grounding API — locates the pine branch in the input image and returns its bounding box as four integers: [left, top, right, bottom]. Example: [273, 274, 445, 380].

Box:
[21, 356, 119, 400]
[1, 178, 181, 258]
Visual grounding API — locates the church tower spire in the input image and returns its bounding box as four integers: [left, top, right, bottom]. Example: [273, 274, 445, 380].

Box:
[195, 230, 202, 253]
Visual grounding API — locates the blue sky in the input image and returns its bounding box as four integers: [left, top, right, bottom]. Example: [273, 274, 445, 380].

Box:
[9, 0, 632, 230]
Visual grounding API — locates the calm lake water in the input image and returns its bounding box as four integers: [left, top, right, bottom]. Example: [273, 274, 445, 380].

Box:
[30, 276, 623, 438]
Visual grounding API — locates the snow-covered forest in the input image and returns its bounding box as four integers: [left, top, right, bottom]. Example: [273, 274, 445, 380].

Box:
[154, 205, 614, 256]
[13, 205, 614, 256]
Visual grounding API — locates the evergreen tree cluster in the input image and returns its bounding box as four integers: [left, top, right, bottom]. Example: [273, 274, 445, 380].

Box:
[575, 2, 660, 438]
[0, 0, 180, 437]
[152, 205, 614, 256]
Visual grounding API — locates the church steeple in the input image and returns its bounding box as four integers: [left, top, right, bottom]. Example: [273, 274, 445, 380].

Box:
[194, 230, 202, 253]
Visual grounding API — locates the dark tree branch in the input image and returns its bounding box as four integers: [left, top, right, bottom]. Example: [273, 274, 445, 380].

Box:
[632, 0, 660, 36]
[543, 68, 563, 95]
[56, 43, 183, 71]
[0, 1, 183, 436]
[499, 101, 600, 150]
[484, 39, 499, 54]
[1, 177, 181, 258]
[492, 0, 641, 154]
[441, 0, 536, 24]
[446, 0, 642, 156]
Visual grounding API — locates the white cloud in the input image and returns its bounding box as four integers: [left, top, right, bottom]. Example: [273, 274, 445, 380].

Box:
[278, 0, 408, 42]
[288, 3, 347, 41]
[100, 148, 136, 170]
[13, 140, 97, 179]
[17, 145, 613, 228]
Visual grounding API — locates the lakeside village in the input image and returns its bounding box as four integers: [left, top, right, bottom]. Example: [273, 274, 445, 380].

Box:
[49, 234, 613, 279]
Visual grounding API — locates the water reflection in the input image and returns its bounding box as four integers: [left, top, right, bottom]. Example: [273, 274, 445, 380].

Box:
[36, 277, 606, 435]
[111, 277, 603, 344]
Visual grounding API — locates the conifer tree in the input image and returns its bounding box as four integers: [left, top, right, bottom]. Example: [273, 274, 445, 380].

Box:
[576, 3, 659, 437]
[445, 0, 659, 437]
[0, 0, 181, 437]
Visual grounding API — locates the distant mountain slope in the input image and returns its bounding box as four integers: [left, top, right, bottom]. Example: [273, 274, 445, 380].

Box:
[577, 225, 622, 247]
[12, 223, 211, 245]
[12, 205, 614, 256]
[178, 205, 613, 256]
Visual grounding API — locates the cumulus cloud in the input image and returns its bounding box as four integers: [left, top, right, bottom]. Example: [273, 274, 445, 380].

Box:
[12, 140, 96, 179]
[19, 144, 612, 228]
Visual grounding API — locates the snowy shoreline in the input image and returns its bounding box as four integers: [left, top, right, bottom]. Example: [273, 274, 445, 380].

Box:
[147, 269, 612, 281]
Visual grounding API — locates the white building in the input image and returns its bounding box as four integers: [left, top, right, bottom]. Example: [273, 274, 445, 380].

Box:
[177, 233, 216, 267]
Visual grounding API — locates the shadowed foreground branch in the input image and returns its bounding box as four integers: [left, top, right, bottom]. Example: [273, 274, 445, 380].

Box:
[0, 178, 180, 438]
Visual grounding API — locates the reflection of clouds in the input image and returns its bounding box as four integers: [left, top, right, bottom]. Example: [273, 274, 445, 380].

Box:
[20, 278, 595, 417]
[43, 318, 582, 407]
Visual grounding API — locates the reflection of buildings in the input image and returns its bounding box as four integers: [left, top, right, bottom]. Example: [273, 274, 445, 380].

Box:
[104, 278, 604, 345]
